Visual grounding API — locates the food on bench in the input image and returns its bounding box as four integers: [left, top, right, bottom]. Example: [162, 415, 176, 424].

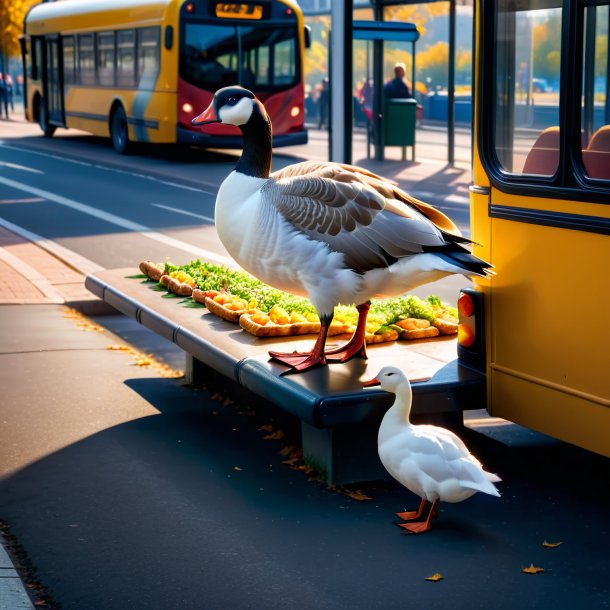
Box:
[395, 318, 431, 331]
[395, 325, 440, 340]
[139, 261, 165, 282]
[432, 317, 459, 335]
[138, 259, 458, 342]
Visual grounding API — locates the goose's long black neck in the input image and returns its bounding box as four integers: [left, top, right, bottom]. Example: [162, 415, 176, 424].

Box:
[235, 109, 272, 179]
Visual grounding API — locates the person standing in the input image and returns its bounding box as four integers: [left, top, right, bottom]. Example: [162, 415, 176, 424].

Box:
[384, 63, 412, 99]
[0, 75, 9, 119]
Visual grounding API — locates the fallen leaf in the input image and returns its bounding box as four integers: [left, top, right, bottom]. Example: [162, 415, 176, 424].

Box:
[522, 564, 545, 575]
[542, 541, 563, 548]
[258, 424, 274, 433]
[343, 489, 372, 501]
[264, 430, 285, 441]
[135, 358, 152, 367]
[425, 573, 443, 582]
[106, 344, 131, 351]
[234, 466, 242, 472]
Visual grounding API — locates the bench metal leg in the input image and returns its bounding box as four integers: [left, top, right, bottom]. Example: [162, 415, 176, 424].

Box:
[185, 354, 209, 385]
[301, 421, 389, 485]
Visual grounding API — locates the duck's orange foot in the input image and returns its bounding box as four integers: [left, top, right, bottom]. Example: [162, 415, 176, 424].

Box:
[396, 498, 427, 522]
[398, 520, 433, 534]
[269, 350, 327, 374]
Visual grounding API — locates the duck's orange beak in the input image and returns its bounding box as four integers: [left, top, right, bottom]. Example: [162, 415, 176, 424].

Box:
[362, 377, 380, 388]
[191, 102, 220, 126]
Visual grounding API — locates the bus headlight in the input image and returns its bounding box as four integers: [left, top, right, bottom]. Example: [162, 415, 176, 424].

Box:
[290, 106, 300, 118]
[182, 102, 194, 114]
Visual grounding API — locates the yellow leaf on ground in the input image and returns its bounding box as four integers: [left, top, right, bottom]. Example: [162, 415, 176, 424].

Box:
[522, 564, 545, 574]
[425, 573, 443, 582]
[344, 489, 372, 501]
[135, 358, 152, 366]
[106, 344, 131, 351]
[264, 430, 285, 441]
[258, 424, 274, 433]
[542, 541, 563, 548]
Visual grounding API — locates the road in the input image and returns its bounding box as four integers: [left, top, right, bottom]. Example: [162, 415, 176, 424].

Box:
[1, 117, 609, 610]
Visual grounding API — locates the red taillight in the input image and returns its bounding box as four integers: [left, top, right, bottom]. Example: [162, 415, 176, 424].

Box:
[457, 288, 485, 370]
[457, 292, 474, 318]
[185, 2, 195, 13]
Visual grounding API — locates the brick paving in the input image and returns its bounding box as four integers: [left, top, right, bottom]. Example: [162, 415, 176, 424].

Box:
[0, 226, 91, 306]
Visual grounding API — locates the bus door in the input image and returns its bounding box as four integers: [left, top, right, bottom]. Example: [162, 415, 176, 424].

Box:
[43, 36, 65, 126]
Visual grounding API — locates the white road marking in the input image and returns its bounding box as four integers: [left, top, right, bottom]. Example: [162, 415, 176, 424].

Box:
[0, 161, 44, 174]
[151, 203, 214, 223]
[0, 176, 234, 267]
[0, 143, 218, 195]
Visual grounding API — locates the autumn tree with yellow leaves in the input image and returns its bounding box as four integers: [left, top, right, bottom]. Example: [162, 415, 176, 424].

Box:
[0, 0, 37, 74]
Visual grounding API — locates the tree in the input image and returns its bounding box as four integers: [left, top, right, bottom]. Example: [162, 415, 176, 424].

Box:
[0, 0, 36, 73]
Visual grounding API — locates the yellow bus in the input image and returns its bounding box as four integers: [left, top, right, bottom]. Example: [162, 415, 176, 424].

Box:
[21, 0, 308, 153]
[463, 0, 610, 456]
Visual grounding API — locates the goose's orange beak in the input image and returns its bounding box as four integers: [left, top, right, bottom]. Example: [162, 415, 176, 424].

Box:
[362, 377, 380, 388]
[191, 102, 220, 126]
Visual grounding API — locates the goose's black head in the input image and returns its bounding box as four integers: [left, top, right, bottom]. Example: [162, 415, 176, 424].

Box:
[191, 86, 267, 127]
[192, 85, 272, 178]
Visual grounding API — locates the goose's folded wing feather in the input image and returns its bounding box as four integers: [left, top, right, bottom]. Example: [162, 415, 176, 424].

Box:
[264, 169, 452, 273]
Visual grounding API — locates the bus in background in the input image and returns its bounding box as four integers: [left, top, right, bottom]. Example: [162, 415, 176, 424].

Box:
[462, 0, 610, 456]
[21, 0, 308, 154]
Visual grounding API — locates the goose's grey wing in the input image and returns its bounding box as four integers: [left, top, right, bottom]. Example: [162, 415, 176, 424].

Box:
[262, 169, 451, 273]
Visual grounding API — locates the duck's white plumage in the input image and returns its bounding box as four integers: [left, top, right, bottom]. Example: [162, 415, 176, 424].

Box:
[193, 86, 493, 372]
[367, 366, 500, 532]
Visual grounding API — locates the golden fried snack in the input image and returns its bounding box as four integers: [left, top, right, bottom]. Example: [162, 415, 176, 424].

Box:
[139, 261, 165, 282]
[398, 326, 440, 340]
[192, 289, 219, 304]
[433, 317, 458, 335]
[395, 317, 431, 330]
[204, 295, 247, 323]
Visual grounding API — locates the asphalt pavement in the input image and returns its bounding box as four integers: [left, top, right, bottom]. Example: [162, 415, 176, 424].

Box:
[1, 105, 609, 609]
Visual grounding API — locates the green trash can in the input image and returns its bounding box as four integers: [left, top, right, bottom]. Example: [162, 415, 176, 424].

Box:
[383, 98, 417, 160]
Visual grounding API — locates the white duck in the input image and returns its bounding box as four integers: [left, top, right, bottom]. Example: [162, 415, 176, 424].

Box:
[364, 366, 501, 534]
[192, 87, 492, 373]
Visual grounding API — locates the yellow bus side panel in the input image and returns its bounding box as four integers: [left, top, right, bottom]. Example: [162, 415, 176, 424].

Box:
[487, 215, 610, 455]
[491, 369, 610, 457]
[63, 87, 176, 143]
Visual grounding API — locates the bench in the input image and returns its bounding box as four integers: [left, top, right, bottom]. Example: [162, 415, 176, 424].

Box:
[86, 268, 485, 484]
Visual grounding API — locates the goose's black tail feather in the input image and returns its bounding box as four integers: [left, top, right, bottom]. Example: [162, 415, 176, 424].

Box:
[424, 238, 494, 277]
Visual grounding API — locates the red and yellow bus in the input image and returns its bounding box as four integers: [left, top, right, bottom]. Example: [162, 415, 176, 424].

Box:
[463, 0, 610, 456]
[22, 0, 308, 153]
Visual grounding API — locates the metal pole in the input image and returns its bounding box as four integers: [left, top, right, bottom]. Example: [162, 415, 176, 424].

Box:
[448, 0, 456, 166]
[372, 1, 384, 161]
[330, 0, 353, 163]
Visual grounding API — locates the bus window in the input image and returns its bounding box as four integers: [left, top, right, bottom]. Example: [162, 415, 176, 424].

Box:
[137, 27, 160, 83]
[78, 34, 96, 85]
[117, 30, 136, 88]
[31, 37, 42, 81]
[63, 36, 76, 85]
[494, 0, 562, 175]
[97, 32, 116, 87]
[581, 3, 610, 180]
[181, 24, 237, 90]
[240, 27, 297, 88]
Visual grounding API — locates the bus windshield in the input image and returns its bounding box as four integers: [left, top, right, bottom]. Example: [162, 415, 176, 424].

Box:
[180, 23, 298, 91]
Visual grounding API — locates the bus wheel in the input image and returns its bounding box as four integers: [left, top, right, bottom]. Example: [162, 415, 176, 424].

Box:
[110, 105, 131, 154]
[39, 99, 57, 138]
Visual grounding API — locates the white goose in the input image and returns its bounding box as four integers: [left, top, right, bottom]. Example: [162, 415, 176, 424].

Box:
[192, 86, 492, 373]
[364, 366, 501, 533]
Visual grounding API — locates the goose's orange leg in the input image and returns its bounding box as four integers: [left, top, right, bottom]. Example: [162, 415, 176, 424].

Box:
[398, 499, 439, 534]
[325, 302, 370, 362]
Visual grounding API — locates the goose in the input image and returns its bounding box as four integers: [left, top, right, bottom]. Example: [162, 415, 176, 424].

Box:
[363, 366, 501, 533]
[192, 86, 492, 373]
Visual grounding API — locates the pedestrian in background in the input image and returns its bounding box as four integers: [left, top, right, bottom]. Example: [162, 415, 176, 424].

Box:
[0, 75, 9, 119]
[384, 63, 412, 99]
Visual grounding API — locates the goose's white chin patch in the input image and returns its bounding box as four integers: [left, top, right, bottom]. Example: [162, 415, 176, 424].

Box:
[219, 98, 254, 126]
